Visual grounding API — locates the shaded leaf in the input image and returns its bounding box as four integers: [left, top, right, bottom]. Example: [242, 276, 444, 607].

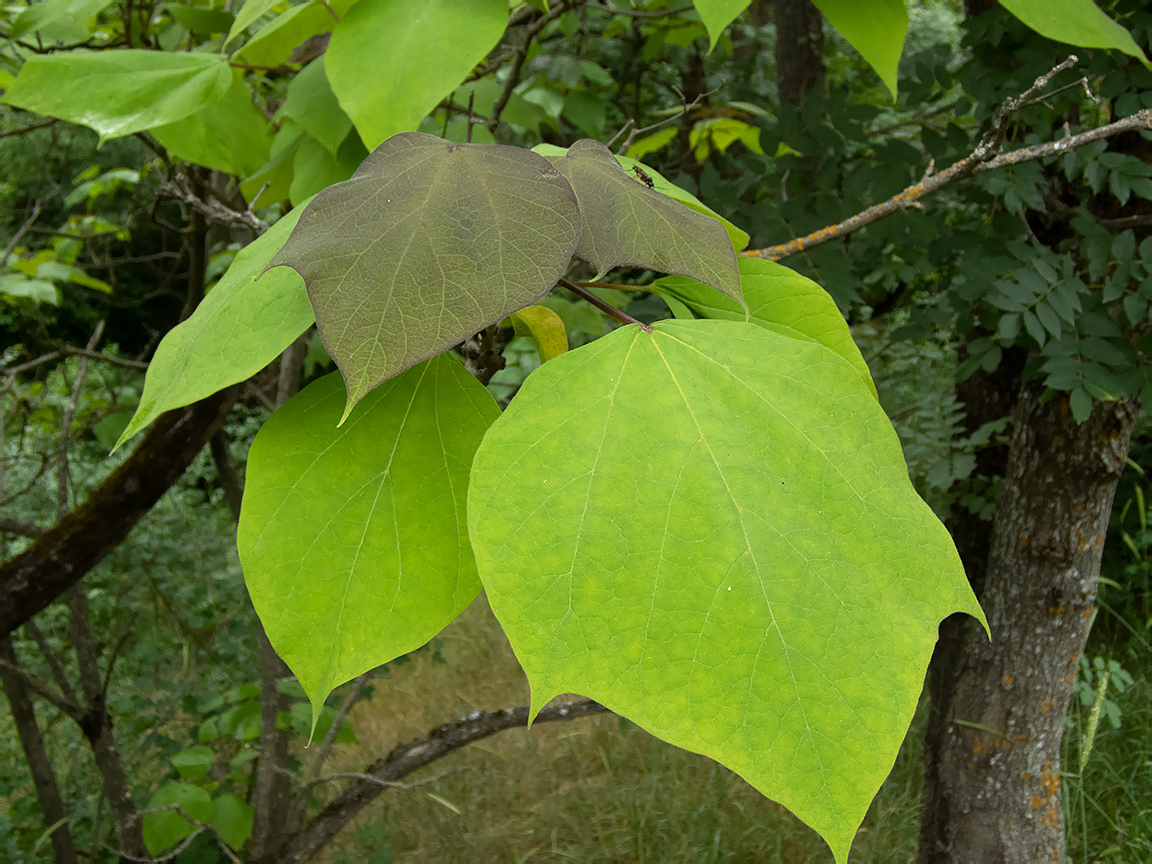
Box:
[538, 139, 742, 304]
[3, 51, 232, 141]
[811, 0, 908, 98]
[11, 0, 111, 39]
[654, 258, 876, 398]
[117, 201, 315, 448]
[326, 0, 508, 150]
[235, 2, 333, 68]
[999, 0, 1148, 62]
[143, 783, 211, 855]
[170, 745, 213, 781]
[267, 131, 580, 420]
[284, 57, 352, 157]
[209, 795, 254, 850]
[238, 359, 499, 722]
[469, 319, 984, 864]
[289, 130, 367, 204]
[151, 73, 272, 176]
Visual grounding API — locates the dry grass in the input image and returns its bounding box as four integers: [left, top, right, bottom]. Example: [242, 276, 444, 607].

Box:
[318, 595, 925, 864]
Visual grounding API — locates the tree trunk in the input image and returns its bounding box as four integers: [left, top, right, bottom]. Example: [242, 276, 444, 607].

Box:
[773, 0, 825, 109]
[0, 637, 79, 864]
[918, 384, 1138, 862]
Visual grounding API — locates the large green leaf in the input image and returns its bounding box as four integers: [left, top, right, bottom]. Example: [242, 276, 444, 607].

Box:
[325, 0, 509, 150]
[209, 794, 254, 851]
[693, 0, 751, 51]
[999, 0, 1149, 62]
[653, 258, 877, 399]
[267, 131, 581, 421]
[11, 0, 112, 40]
[2, 51, 232, 141]
[468, 320, 985, 864]
[116, 201, 315, 448]
[283, 57, 351, 158]
[537, 139, 742, 305]
[811, 0, 908, 98]
[238, 358, 499, 721]
[151, 74, 272, 176]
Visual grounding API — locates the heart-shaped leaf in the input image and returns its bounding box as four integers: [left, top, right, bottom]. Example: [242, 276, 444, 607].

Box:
[468, 319, 984, 864]
[654, 257, 877, 399]
[238, 356, 500, 721]
[266, 131, 581, 420]
[117, 201, 315, 448]
[538, 139, 742, 306]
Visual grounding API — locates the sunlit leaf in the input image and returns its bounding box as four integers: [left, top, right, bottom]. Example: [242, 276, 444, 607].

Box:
[288, 130, 367, 204]
[238, 358, 499, 723]
[11, 0, 111, 39]
[267, 131, 580, 420]
[2, 51, 232, 141]
[693, 0, 751, 51]
[537, 139, 743, 304]
[234, 2, 333, 68]
[469, 319, 984, 864]
[999, 0, 1148, 62]
[812, 0, 908, 98]
[654, 258, 877, 398]
[326, 0, 508, 150]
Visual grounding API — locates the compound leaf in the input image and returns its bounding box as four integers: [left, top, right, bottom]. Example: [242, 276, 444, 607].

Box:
[654, 258, 877, 398]
[267, 132, 581, 421]
[537, 139, 742, 305]
[3, 50, 231, 141]
[117, 201, 315, 448]
[468, 319, 984, 864]
[238, 357, 499, 723]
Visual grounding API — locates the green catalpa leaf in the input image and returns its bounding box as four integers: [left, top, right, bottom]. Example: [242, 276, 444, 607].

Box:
[812, 0, 907, 98]
[143, 783, 212, 855]
[241, 124, 304, 207]
[536, 139, 742, 304]
[238, 358, 499, 726]
[2, 51, 232, 141]
[234, 2, 333, 67]
[653, 258, 877, 399]
[116, 201, 315, 448]
[151, 73, 272, 176]
[468, 319, 985, 864]
[224, 0, 279, 48]
[283, 57, 352, 158]
[326, 0, 508, 150]
[11, 0, 112, 40]
[266, 131, 581, 421]
[288, 130, 367, 204]
[693, 0, 751, 51]
[999, 0, 1149, 62]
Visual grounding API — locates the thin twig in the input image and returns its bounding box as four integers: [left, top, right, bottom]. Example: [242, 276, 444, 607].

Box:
[157, 173, 269, 234]
[2, 200, 42, 266]
[58, 346, 149, 370]
[613, 89, 712, 155]
[0, 657, 84, 717]
[0, 119, 56, 139]
[305, 767, 462, 791]
[486, 1, 571, 135]
[0, 516, 46, 539]
[23, 621, 77, 704]
[559, 278, 652, 331]
[594, 2, 693, 17]
[105, 804, 242, 863]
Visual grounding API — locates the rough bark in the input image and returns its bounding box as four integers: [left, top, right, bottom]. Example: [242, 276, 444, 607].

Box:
[0, 388, 236, 636]
[0, 637, 78, 864]
[918, 384, 1138, 863]
[773, 0, 825, 109]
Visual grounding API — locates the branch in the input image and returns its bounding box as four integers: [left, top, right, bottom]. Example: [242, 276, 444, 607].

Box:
[0, 516, 46, 539]
[743, 108, 1152, 261]
[0, 656, 84, 717]
[2, 199, 42, 266]
[274, 699, 610, 862]
[0, 119, 56, 139]
[486, 1, 572, 134]
[0, 388, 237, 636]
[560, 278, 652, 330]
[157, 173, 269, 234]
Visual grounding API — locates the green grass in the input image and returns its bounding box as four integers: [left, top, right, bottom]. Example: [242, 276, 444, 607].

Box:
[324, 597, 926, 864]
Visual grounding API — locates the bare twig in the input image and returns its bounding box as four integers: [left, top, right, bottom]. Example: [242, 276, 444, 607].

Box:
[276, 698, 611, 862]
[0, 656, 84, 717]
[304, 767, 462, 791]
[486, 1, 571, 135]
[611, 88, 713, 155]
[157, 173, 270, 234]
[2, 199, 43, 266]
[58, 346, 149, 370]
[23, 621, 76, 704]
[594, 2, 693, 17]
[0, 119, 56, 139]
[105, 803, 242, 863]
[744, 95, 1152, 261]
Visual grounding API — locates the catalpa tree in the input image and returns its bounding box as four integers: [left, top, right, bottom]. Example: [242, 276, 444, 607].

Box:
[2, 0, 1149, 861]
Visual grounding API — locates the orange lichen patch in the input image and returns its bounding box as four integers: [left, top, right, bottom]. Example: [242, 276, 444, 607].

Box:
[1082, 606, 1093, 619]
[1021, 772, 1032, 781]
[1060, 673, 1075, 685]
[1021, 536, 1030, 547]
[1031, 772, 1062, 831]
[1002, 675, 1014, 687]
[1041, 803, 1060, 831]
[1040, 699, 1056, 714]
[1070, 651, 1081, 664]
[1048, 605, 1066, 616]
